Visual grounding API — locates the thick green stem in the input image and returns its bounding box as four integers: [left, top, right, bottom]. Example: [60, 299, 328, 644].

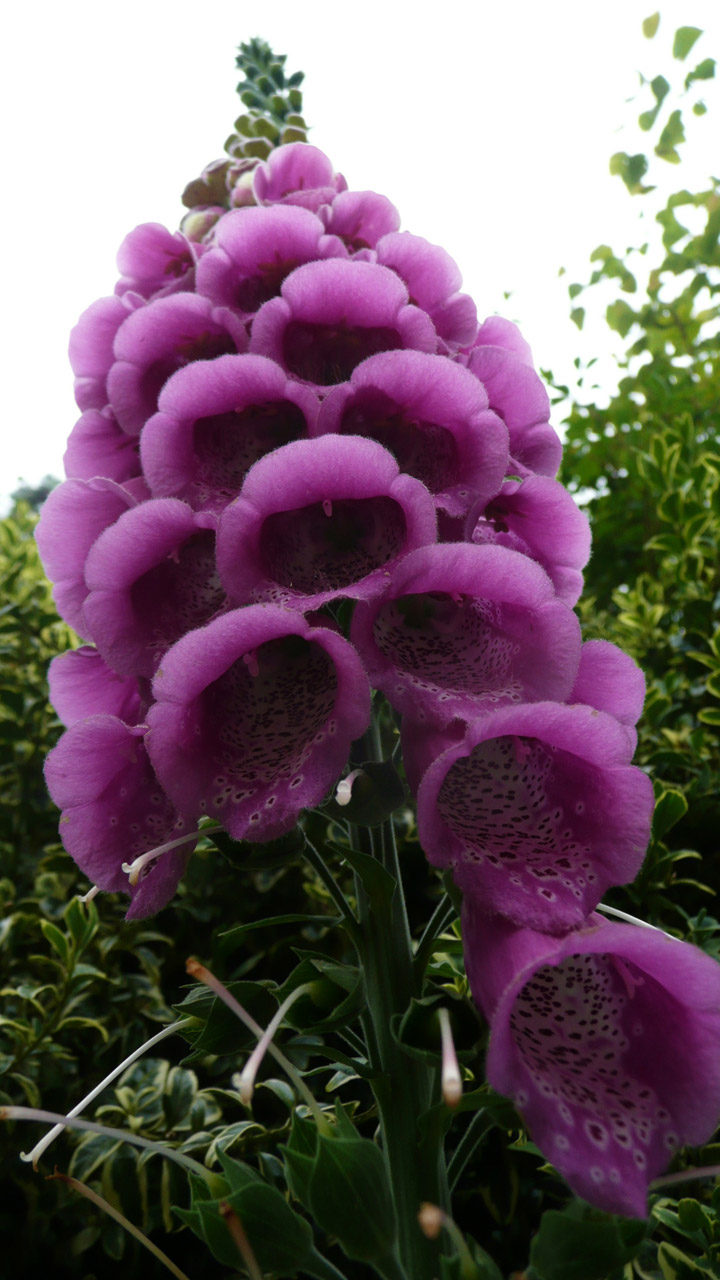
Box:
[350, 710, 449, 1280]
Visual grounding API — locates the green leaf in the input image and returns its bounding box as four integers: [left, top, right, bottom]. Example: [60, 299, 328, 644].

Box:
[309, 1133, 398, 1263]
[705, 672, 720, 699]
[655, 109, 686, 163]
[653, 789, 689, 839]
[282, 1109, 319, 1206]
[39, 919, 69, 965]
[530, 1209, 645, 1280]
[176, 1155, 314, 1275]
[174, 981, 278, 1062]
[327, 841, 396, 910]
[658, 1241, 708, 1278]
[69, 1135, 125, 1181]
[220, 912, 341, 943]
[698, 706, 720, 725]
[677, 1197, 708, 1234]
[609, 152, 651, 194]
[231, 1182, 314, 1273]
[273, 957, 364, 1032]
[162, 1066, 198, 1129]
[642, 12, 660, 38]
[686, 57, 715, 88]
[673, 26, 702, 61]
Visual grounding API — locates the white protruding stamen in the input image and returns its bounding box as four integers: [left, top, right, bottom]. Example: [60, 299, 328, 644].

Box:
[78, 883, 101, 904]
[121, 830, 200, 886]
[237, 984, 311, 1105]
[19, 1019, 186, 1169]
[186, 958, 332, 1134]
[439, 1007, 462, 1109]
[596, 902, 676, 940]
[335, 769, 363, 807]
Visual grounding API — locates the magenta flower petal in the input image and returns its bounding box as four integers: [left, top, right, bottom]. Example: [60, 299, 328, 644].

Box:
[48, 647, 148, 726]
[146, 605, 371, 841]
[472, 316, 534, 366]
[69, 293, 143, 413]
[140, 353, 319, 512]
[463, 904, 720, 1217]
[469, 475, 591, 606]
[196, 205, 347, 317]
[35, 478, 138, 636]
[64, 408, 141, 484]
[252, 142, 347, 211]
[571, 640, 646, 730]
[249, 259, 437, 390]
[84, 499, 225, 677]
[322, 190, 401, 250]
[351, 543, 581, 726]
[44, 716, 194, 919]
[107, 294, 248, 434]
[115, 222, 195, 298]
[217, 434, 437, 610]
[315, 350, 509, 518]
[376, 231, 478, 348]
[467, 345, 561, 476]
[418, 702, 653, 930]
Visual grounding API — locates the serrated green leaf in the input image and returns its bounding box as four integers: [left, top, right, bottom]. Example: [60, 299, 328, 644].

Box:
[309, 1132, 398, 1264]
[174, 981, 278, 1063]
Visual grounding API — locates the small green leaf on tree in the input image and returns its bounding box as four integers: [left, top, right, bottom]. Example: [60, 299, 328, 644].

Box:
[673, 26, 702, 61]
[642, 13, 660, 38]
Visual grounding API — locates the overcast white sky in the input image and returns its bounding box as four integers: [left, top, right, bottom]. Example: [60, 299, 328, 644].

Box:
[3, 0, 719, 507]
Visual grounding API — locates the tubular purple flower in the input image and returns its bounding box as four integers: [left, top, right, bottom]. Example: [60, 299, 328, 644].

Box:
[350, 543, 581, 726]
[465, 344, 561, 476]
[471, 316, 535, 366]
[249, 258, 437, 390]
[418, 702, 653, 931]
[44, 716, 195, 919]
[115, 222, 196, 298]
[462, 903, 720, 1217]
[83, 498, 225, 678]
[106, 294, 248, 435]
[468, 475, 591, 607]
[195, 205, 347, 318]
[140, 354, 319, 512]
[375, 231, 478, 349]
[64, 408, 141, 484]
[145, 605, 371, 840]
[571, 639, 646, 738]
[35, 478, 138, 637]
[216, 434, 437, 610]
[252, 142, 347, 211]
[314, 350, 509, 518]
[48, 648, 148, 727]
[321, 190, 401, 251]
[69, 293, 144, 413]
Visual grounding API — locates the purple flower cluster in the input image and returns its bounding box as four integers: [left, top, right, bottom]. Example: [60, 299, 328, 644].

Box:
[38, 141, 720, 1213]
